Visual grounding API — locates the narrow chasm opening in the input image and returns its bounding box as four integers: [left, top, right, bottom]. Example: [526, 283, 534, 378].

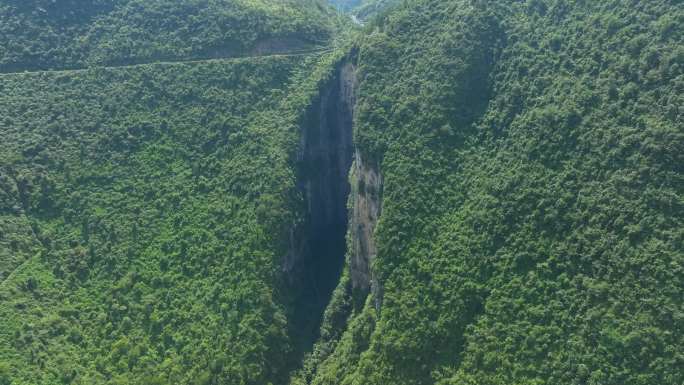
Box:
[289, 62, 355, 359]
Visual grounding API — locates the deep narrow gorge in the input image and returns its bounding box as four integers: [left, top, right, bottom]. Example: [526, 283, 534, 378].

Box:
[285, 60, 357, 361]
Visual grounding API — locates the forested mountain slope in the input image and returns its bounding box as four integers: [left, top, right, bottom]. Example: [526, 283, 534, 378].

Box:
[0, 0, 682, 384]
[0, 0, 346, 384]
[0, 57, 306, 384]
[298, 0, 684, 384]
[0, 0, 335, 71]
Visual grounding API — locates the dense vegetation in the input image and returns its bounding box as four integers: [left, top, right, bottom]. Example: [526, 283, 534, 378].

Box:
[0, 1, 350, 383]
[0, 56, 301, 384]
[300, 0, 684, 384]
[0, 0, 335, 71]
[1, 0, 682, 384]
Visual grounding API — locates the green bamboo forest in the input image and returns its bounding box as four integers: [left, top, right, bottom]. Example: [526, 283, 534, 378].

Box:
[0, 0, 682, 384]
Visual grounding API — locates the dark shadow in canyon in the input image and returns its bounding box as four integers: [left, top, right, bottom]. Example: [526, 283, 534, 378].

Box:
[285, 60, 356, 369]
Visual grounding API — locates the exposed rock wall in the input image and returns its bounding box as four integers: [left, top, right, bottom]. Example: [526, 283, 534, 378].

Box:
[283, 57, 386, 366]
[349, 150, 382, 307]
[282, 61, 356, 279]
[298, 62, 355, 238]
[284, 59, 358, 360]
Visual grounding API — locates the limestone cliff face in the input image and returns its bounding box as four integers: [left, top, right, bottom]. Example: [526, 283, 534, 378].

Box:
[283, 59, 358, 355]
[348, 150, 382, 306]
[283, 61, 355, 279]
[341, 59, 384, 310]
[284, 57, 385, 354]
[299, 62, 355, 240]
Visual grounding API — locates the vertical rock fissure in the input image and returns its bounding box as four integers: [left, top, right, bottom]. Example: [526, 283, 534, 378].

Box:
[349, 149, 383, 311]
[287, 60, 357, 360]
